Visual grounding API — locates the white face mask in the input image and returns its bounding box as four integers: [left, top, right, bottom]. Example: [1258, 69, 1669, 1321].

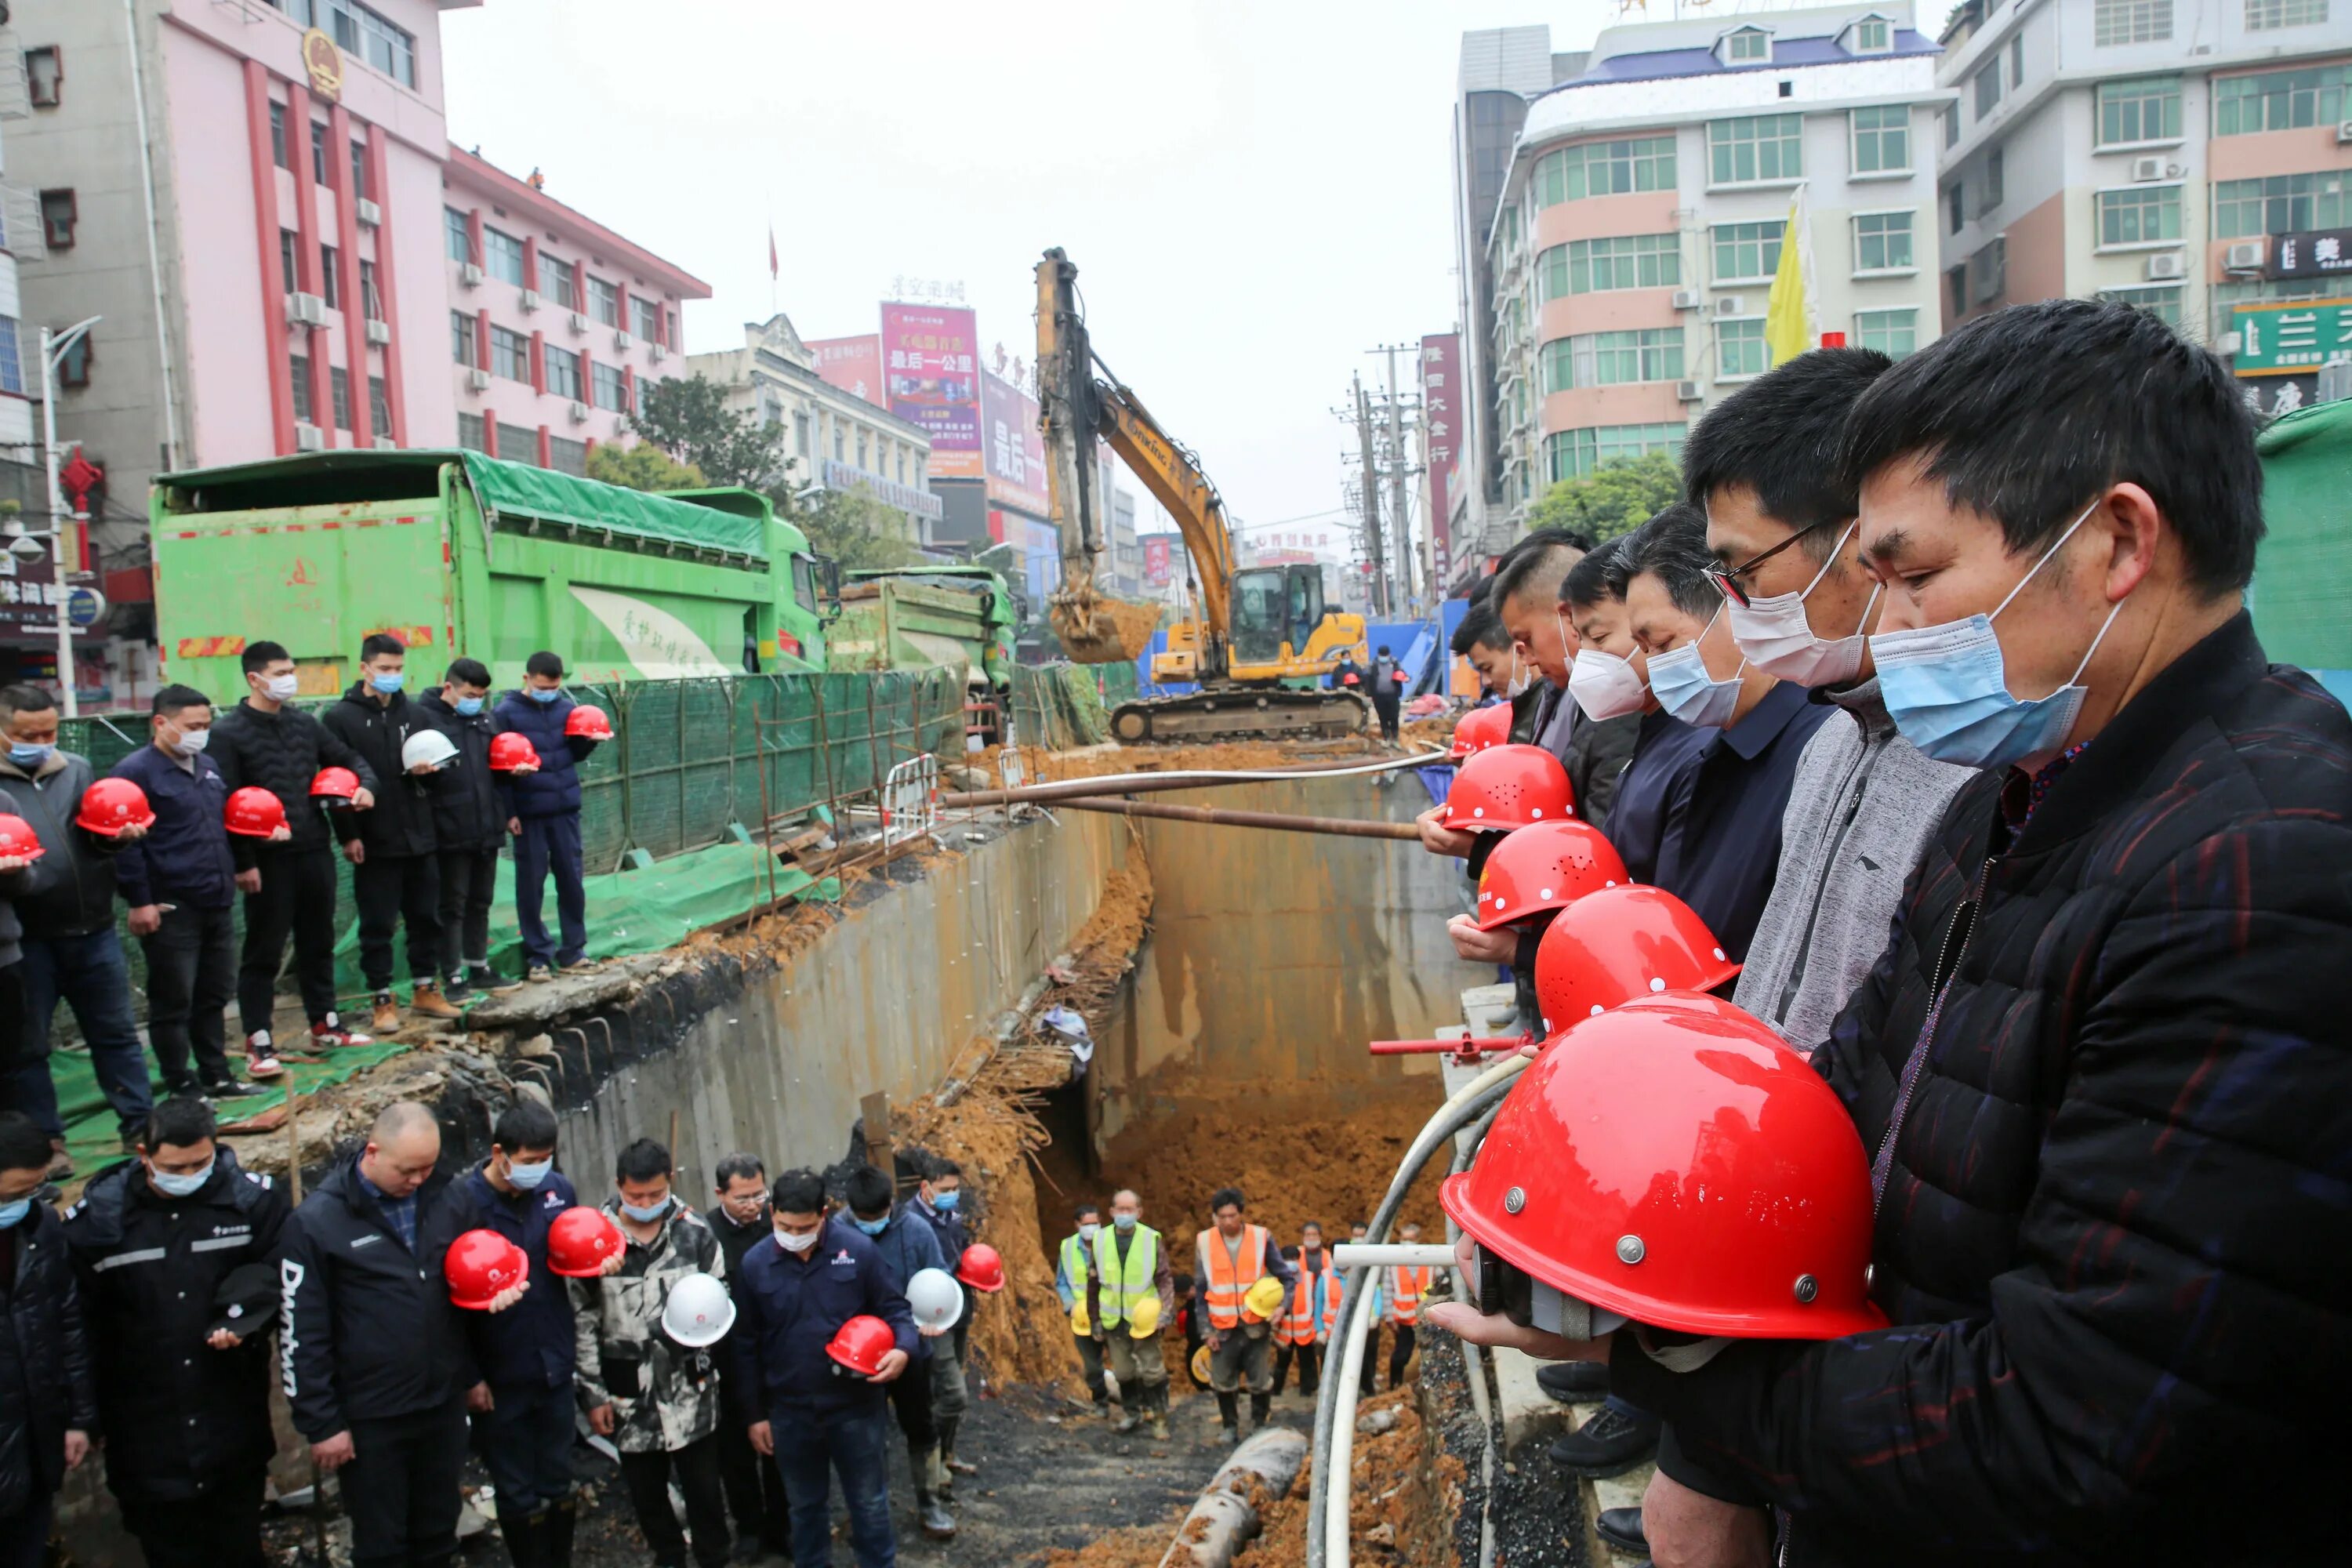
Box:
[260, 673, 300, 702]
[167, 725, 210, 757]
[1569, 647, 1647, 722]
[775, 1226, 821, 1253]
[1501, 648, 1533, 700]
[1646, 606, 1747, 729]
[1725, 521, 1882, 688]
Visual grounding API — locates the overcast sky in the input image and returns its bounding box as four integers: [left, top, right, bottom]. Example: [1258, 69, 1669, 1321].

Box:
[442, 2, 1650, 540]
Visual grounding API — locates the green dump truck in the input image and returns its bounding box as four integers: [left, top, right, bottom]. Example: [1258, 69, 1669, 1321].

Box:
[2252, 394, 2352, 711]
[827, 567, 1017, 740]
[151, 450, 829, 697]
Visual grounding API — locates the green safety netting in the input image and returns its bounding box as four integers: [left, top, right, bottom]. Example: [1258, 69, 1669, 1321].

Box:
[457, 453, 768, 557]
[1011, 663, 1113, 750]
[2252, 396, 2352, 677]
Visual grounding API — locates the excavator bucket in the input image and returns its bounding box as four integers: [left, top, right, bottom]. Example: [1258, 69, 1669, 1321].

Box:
[1051, 593, 1162, 665]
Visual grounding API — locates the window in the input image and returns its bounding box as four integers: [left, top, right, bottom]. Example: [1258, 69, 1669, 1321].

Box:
[445, 207, 472, 264]
[281, 230, 300, 295]
[2093, 1, 2172, 45]
[2214, 66, 2352, 136]
[1971, 238, 2005, 304]
[542, 256, 576, 311]
[280, 0, 419, 88]
[793, 411, 811, 456]
[1948, 182, 1965, 234]
[548, 435, 589, 477]
[330, 366, 352, 430]
[289, 353, 311, 416]
[1851, 16, 1890, 52]
[452, 310, 477, 368]
[1944, 106, 1959, 148]
[857, 430, 869, 469]
[38, 189, 75, 249]
[350, 141, 368, 203]
[1718, 316, 1769, 379]
[833, 420, 846, 462]
[498, 422, 538, 464]
[2098, 184, 2180, 246]
[23, 47, 62, 109]
[1543, 423, 1688, 482]
[592, 361, 628, 412]
[1975, 64, 2002, 118]
[2099, 77, 2182, 144]
[2213, 172, 2349, 239]
[546, 344, 582, 401]
[2096, 285, 2184, 328]
[1981, 150, 2005, 214]
[1849, 105, 1910, 174]
[1708, 114, 1802, 185]
[457, 412, 487, 452]
[318, 245, 339, 309]
[309, 119, 327, 186]
[359, 259, 381, 321]
[483, 227, 525, 286]
[0, 318, 24, 396]
[1530, 136, 1677, 205]
[1853, 308, 1919, 358]
[1726, 29, 1770, 63]
[2009, 35, 2024, 89]
[270, 101, 289, 170]
[1541, 329, 1685, 391]
[1853, 210, 1915, 272]
[589, 276, 620, 327]
[490, 325, 529, 383]
[1947, 266, 1969, 318]
[2245, 0, 2328, 29]
[1560, 233, 1681, 293]
[1711, 220, 1784, 282]
[630, 296, 662, 342]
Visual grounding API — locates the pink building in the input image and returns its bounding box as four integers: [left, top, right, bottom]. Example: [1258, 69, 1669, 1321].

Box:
[441, 147, 709, 473]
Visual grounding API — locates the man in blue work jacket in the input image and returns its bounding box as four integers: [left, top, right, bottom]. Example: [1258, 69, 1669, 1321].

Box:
[840, 1163, 954, 1541]
[736, 1167, 916, 1568]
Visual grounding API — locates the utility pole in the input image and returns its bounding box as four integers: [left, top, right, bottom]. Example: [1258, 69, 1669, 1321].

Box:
[1380, 344, 1414, 615]
[1352, 375, 1387, 617]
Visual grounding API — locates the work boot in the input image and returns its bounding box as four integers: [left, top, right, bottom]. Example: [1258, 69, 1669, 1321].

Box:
[409, 981, 463, 1020]
[916, 1488, 956, 1540]
[496, 1504, 545, 1568]
[1536, 1361, 1610, 1404]
[1250, 1392, 1272, 1432]
[1547, 1403, 1660, 1479]
[370, 991, 401, 1036]
[939, 1415, 975, 1475]
[1149, 1383, 1171, 1440]
[1112, 1399, 1140, 1433]
[927, 1447, 953, 1494]
[1215, 1391, 1240, 1441]
[546, 1501, 578, 1568]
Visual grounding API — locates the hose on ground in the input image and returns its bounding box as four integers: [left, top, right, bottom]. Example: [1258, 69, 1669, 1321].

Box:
[1305, 1054, 1529, 1568]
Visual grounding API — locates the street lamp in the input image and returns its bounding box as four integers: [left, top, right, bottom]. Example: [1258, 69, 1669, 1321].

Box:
[39, 315, 100, 717]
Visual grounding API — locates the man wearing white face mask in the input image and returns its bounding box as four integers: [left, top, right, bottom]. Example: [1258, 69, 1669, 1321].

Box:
[1490, 530, 1641, 826]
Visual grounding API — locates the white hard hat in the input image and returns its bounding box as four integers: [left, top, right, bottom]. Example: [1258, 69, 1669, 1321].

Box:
[661, 1271, 735, 1348]
[401, 728, 459, 772]
[906, 1266, 964, 1331]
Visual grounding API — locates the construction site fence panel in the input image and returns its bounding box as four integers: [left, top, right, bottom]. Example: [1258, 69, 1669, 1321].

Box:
[1011, 662, 1113, 750]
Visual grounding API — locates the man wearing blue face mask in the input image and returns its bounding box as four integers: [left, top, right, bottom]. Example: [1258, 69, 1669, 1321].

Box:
[494, 651, 597, 985]
[419, 659, 514, 1002]
[903, 1158, 975, 1483]
[841, 1162, 955, 1541]
[60, 1095, 289, 1568]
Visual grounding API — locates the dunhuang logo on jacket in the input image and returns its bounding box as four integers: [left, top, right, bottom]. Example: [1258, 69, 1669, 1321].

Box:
[279, 1259, 305, 1397]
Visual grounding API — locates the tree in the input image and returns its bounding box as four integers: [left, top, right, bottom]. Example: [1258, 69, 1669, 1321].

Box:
[586, 441, 705, 492]
[626, 373, 782, 487]
[775, 485, 920, 572]
[1523, 451, 1685, 546]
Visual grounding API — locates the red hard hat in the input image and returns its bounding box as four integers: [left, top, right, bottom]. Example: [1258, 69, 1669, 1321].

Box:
[309, 766, 361, 801]
[76, 777, 155, 837]
[954, 1242, 1007, 1294]
[546, 1206, 626, 1278]
[488, 731, 539, 772]
[1473, 819, 1629, 931]
[1341, 673, 1360, 686]
[1448, 704, 1511, 760]
[446, 1228, 530, 1311]
[1441, 1005, 1883, 1340]
[223, 786, 290, 838]
[1441, 744, 1571, 833]
[1617, 989, 1784, 1040]
[0, 813, 45, 861]
[1532, 884, 1740, 1034]
[564, 703, 613, 740]
[825, 1313, 898, 1377]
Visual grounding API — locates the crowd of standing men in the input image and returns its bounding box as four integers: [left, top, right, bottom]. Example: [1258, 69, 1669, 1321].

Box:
[0, 633, 602, 1181]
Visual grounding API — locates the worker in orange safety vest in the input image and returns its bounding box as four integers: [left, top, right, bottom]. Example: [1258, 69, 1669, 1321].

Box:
[1192, 1187, 1296, 1441]
[1271, 1223, 1341, 1399]
[1379, 1221, 1439, 1391]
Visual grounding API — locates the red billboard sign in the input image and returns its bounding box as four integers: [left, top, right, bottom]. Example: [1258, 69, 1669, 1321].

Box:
[980, 368, 1048, 517]
[1421, 333, 1459, 584]
[1142, 535, 1174, 587]
[808, 336, 883, 405]
[881, 303, 982, 480]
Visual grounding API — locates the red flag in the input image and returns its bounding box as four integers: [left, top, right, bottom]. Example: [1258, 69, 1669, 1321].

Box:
[768, 226, 779, 280]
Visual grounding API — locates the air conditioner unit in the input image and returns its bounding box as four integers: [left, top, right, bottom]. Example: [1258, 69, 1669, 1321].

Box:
[464, 367, 492, 393]
[1675, 379, 1704, 401]
[648, 342, 666, 363]
[2224, 239, 2267, 274]
[520, 288, 541, 312]
[354, 198, 383, 227]
[613, 330, 634, 352]
[1714, 295, 1746, 318]
[365, 318, 392, 346]
[1671, 289, 1701, 310]
[459, 262, 484, 289]
[285, 292, 328, 328]
[568, 400, 590, 424]
[2336, 119, 2352, 145]
[2130, 156, 2165, 182]
[373, 437, 398, 451]
[568, 311, 590, 335]
[2145, 252, 2187, 281]
[294, 422, 325, 452]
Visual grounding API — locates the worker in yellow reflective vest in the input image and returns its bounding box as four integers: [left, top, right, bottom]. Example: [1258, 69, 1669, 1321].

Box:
[1054, 1201, 1107, 1413]
[1083, 1189, 1173, 1439]
[1194, 1187, 1298, 1441]
[1272, 1223, 1339, 1399]
[1381, 1221, 1439, 1391]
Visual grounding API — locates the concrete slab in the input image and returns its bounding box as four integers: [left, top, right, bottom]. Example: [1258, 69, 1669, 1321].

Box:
[1492, 1346, 1572, 1455]
[457, 954, 668, 1029]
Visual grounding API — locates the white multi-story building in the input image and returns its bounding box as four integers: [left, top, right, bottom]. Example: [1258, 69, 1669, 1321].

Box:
[1936, 0, 2350, 389]
[1470, 5, 1951, 537]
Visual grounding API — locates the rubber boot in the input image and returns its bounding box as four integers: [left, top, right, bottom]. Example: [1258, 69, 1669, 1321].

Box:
[943, 1414, 977, 1477]
[1215, 1391, 1240, 1440]
[917, 1488, 957, 1541]
[496, 1504, 544, 1568]
[927, 1446, 953, 1495]
[1149, 1381, 1171, 1441]
[1250, 1392, 1272, 1432]
[546, 1500, 578, 1568]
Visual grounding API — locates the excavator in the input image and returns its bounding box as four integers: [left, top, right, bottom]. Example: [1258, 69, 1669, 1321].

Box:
[1035, 247, 1370, 744]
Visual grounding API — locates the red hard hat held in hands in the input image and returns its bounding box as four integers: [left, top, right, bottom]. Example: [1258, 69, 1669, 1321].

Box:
[0, 813, 45, 861]
[1532, 884, 1740, 1034]
[1473, 819, 1629, 931]
[546, 1207, 626, 1278]
[1449, 704, 1511, 761]
[224, 786, 289, 838]
[309, 766, 361, 801]
[488, 732, 539, 772]
[826, 1313, 898, 1377]
[77, 778, 155, 837]
[955, 1243, 1006, 1294]
[1442, 744, 1572, 833]
[447, 1229, 529, 1310]
[564, 704, 612, 741]
[1440, 1004, 1883, 1341]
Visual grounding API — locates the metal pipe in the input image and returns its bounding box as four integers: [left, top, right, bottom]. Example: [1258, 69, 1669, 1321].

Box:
[124, 0, 180, 474]
[1048, 797, 1421, 840]
[1368, 1037, 1522, 1056]
[940, 748, 1434, 808]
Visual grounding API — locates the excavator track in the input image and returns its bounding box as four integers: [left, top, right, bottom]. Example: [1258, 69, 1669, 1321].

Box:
[1109, 688, 1370, 745]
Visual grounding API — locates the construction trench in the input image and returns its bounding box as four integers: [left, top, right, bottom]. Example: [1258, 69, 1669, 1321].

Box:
[53, 731, 1600, 1568]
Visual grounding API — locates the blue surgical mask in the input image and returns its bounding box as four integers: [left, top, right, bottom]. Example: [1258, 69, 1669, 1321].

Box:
[506, 1158, 551, 1190]
[528, 687, 561, 703]
[369, 672, 405, 695]
[0, 1199, 29, 1229]
[854, 1215, 889, 1236]
[1646, 606, 1747, 730]
[620, 1196, 673, 1223]
[455, 696, 485, 717]
[931, 1189, 960, 1213]
[1871, 501, 2123, 772]
[8, 742, 52, 770]
[1113, 1213, 1138, 1232]
[149, 1158, 215, 1199]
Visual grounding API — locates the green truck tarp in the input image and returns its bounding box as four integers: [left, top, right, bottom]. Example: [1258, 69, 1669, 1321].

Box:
[458, 453, 768, 558]
[2252, 396, 2352, 706]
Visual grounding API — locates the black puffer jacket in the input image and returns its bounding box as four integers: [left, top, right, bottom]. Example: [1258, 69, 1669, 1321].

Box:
[0, 751, 124, 938]
[416, 688, 506, 853]
[1612, 614, 2352, 1566]
[318, 684, 443, 858]
[210, 699, 379, 865]
[0, 1200, 99, 1517]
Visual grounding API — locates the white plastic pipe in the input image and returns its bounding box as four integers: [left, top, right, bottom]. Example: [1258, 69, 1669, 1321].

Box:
[1321, 1259, 1381, 1564]
[1331, 1243, 1454, 1269]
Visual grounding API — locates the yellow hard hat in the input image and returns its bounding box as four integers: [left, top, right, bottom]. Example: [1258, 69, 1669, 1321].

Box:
[1127, 1294, 1161, 1338]
[1070, 1299, 1091, 1337]
[1191, 1343, 1212, 1383]
[1242, 1276, 1286, 1323]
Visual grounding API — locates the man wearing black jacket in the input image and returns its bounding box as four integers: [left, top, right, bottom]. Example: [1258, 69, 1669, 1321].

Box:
[707, 1151, 791, 1563]
[61, 1096, 288, 1568]
[0, 1110, 95, 1568]
[211, 641, 379, 1058]
[419, 659, 511, 1001]
[1435, 299, 2352, 1566]
[321, 634, 458, 1037]
[282, 1099, 474, 1568]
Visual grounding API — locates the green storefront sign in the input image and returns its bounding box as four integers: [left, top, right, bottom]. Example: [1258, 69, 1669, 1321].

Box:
[2234, 297, 2352, 376]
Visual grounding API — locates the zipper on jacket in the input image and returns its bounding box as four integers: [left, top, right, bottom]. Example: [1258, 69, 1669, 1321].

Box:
[1868, 854, 1994, 1216]
[1773, 736, 1878, 1026]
